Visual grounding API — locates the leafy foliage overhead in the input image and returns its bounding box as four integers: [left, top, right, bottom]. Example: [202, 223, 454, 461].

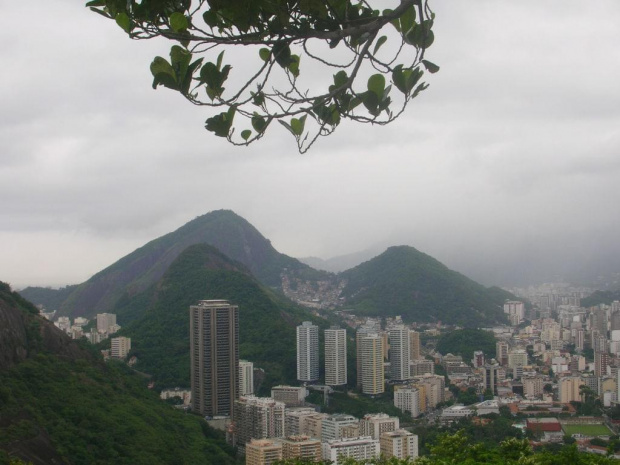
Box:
[86, 0, 438, 152]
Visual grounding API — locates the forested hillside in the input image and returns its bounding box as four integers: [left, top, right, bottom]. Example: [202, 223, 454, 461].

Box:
[0, 281, 236, 465]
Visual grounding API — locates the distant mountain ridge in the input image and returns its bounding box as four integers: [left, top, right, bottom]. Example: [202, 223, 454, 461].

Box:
[111, 243, 327, 389]
[55, 209, 326, 318]
[339, 245, 513, 326]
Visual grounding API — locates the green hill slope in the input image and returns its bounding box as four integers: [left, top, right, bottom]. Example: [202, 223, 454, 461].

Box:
[16, 285, 78, 312]
[340, 246, 513, 325]
[57, 209, 326, 318]
[113, 244, 326, 390]
[0, 282, 235, 465]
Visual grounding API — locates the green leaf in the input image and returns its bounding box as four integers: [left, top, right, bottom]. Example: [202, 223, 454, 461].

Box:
[272, 42, 293, 68]
[169, 12, 188, 32]
[150, 56, 177, 90]
[85, 0, 105, 6]
[216, 51, 224, 70]
[170, 45, 191, 81]
[251, 115, 267, 133]
[367, 74, 385, 99]
[115, 12, 131, 33]
[241, 130, 252, 141]
[251, 92, 265, 107]
[392, 65, 423, 95]
[383, 9, 400, 32]
[279, 120, 294, 136]
[203, 10, 218, 28]
[373, 36, 387, 55]
[422, 60, 440, 74]
[204, 107, 235, 137]
[200, 63, 219, 88]
[398, 5, 416, 34]
[361, 91, 379, 116]
[288, 55, 300, 78]
[333, 70, 348, 88]
[259, 48, 270, 62]
[290, 115, 306, 136]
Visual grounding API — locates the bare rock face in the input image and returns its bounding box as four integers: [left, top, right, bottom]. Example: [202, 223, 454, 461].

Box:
[0, 286, 90, 372]
[0, 299, 29, 371]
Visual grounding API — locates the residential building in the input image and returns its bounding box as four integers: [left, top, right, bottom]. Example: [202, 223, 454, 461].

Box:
[297, 322, 319, 383]
[394, 387, 420, 418]
[239, 360, 254, 396]
[96, 313, 117, 333]
[110, 336, 131, 358]
[245, 439, 282, 465]
[359, 333, 385, 395]
[389, 327, 410, 381]
[271, 386, 307, 406]
[322, 437, 380, 465]
[284, 408, 318, 437]
[321, 414, 359, 442]
[409, 331, 421, 360]
[595, 352, 610, 378]
[359, 413, 399, 440]
[356, 321, 381, 388]
[380, 430, 418, 460]
[495, 341, 508, 366]
[559, 377, 584, 403]
[472, 351, 485, 368]
[523, 377, 543, 398]
[325, 326, 347, 386]
[410, 359, 434, 377]
[483, 364, 500, 395]
[281, 435, 321, 462]
[233, 396, 285, 448]
[190, 300, 239, 417]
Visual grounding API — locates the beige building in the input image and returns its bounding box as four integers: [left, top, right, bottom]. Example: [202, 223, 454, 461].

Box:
[359, 413, 399, 440]
[559, 377, 584, 403]
[412, 374, 445, 410]
[325, 326, 347, 386]
[284, 408, 317, 436]
[233, 396, 285, 449]
[359, 333, 385, 395]
[321, 414, 359, 442]
[281, 435, 321, 462]
[246, 439, 282, 465]
[239, 360, 254, 396]
[380, 429, 419, 460]
[523, 377, 544, 398]
[409, 330, 421, 360]
[110, 336, 131, 359]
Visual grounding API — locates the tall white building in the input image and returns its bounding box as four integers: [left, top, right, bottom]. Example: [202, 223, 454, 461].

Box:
[359, 333, 385, 395]
[322, 437, 380, 465]
[394, 387, 420, 418]
[96, 313, 117, 333]
[239, 360, 254, 396]
[325, 327, 347, 386]
[389, 327, 410, 381]
[297, 322, 319, 383]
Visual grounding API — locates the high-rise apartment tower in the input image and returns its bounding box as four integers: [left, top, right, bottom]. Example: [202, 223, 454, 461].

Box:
[190, 300, 239, 417]
[297, 322, 319, 383]
[325, 326, 347, 386]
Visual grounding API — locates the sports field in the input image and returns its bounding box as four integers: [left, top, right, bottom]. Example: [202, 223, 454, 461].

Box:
[562, 424, 612, 436]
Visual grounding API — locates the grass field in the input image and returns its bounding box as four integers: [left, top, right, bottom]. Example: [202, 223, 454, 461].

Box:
[562, 424, 612, 436]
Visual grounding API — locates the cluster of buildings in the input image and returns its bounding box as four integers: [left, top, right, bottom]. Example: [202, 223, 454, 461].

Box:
[44, 310, 131, 359]
[189, 300, 419, 464]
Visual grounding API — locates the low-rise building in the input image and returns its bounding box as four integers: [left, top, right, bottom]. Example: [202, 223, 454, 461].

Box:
[322, 437, 380, 465]
[380, 430, 418, 460]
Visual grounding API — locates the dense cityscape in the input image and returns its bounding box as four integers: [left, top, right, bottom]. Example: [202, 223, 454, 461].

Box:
[38, 282, 620, 464]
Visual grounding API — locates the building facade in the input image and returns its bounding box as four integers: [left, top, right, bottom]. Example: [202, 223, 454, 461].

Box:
[325, 326, 347, 386]
[190, 300, 239, 417]
[359, 333, 385, 395]
[297, 322, 319, 383]
[239, 360, 254, 396]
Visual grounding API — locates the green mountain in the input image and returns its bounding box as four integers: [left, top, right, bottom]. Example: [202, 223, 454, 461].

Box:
[56, 209, 326, 318]
[17, 285, 78, 312]
[581, 289, 620, 308]
[111, 244, 327, 390]
[0, 281, 235, 465]
[339, 245, 514, 326]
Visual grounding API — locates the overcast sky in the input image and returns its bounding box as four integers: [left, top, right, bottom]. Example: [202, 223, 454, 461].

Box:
[2, 1, 619, 289]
